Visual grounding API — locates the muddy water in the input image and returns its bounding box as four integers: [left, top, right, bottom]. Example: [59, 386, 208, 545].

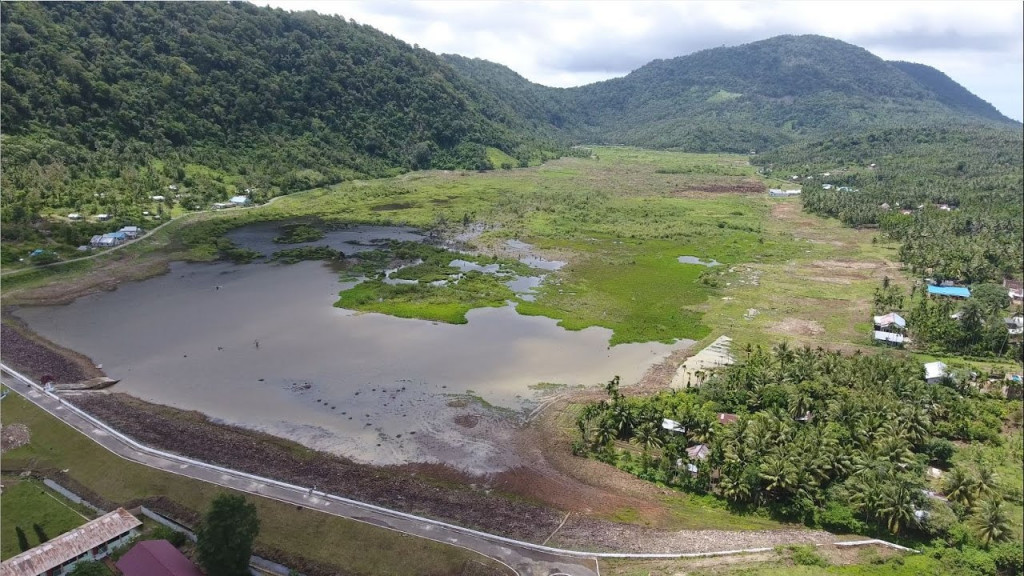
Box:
[18, 255, 691, 473]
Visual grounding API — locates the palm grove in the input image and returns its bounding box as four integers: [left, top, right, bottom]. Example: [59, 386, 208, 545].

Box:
[574, 347, 1022, 573]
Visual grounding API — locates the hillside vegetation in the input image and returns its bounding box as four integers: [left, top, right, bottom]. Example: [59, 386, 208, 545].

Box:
[0, 1, 563, 260]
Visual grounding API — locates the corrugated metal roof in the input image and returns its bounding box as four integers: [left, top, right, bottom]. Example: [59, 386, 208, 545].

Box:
[927, 285, 970, 298]
[873, 312, 906, 329]
[116, 540, 204, 576]
[1, 508, 141, 576]
[924, 361, 948, 381]
[873, 331, 905, 344]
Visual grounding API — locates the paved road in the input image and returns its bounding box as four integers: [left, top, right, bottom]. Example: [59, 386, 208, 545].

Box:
[1, 364, 916, 574]
[1, 365, 600, 576]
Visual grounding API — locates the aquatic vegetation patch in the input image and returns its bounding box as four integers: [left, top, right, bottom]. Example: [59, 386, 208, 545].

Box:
[273, 223, 325, 244]
[335, 272, 514, 323]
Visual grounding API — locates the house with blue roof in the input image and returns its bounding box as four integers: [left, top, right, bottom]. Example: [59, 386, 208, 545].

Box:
[927, 285, 970, 299]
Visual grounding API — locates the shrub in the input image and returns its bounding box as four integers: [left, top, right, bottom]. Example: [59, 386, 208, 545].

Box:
[149, 525, 188, 548]
[789, 545, 828, 567]
[991, 541, 1024, 576]
[818, 501, 866, 534]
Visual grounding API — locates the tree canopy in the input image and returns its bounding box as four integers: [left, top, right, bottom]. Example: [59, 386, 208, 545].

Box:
[196, 493, 260, 576]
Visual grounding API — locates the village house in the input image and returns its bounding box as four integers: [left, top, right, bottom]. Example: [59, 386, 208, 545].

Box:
[229, 195, 251, 206]
[873, 331, 905, 347]
[1006, 315, 1023, 338]
[67, 213, 82, 221]
[115, 539, 203, 576]
[927, 285, 971, 299]
[90, 232, 127, 247]
[924, 361, 948, 384]
[661, 418, 686, 434]
[873, 312, 906, 332]
[677, 444, 710, 474]
[769, 189, 801, 197]
[95, 214, 111, 221]
[717, 413, 739, 425]
[151, 195, 166, 202]
[0, 508, 141, 576]
[119, 226, 142, 239]
[1005, 279, 1023, 304]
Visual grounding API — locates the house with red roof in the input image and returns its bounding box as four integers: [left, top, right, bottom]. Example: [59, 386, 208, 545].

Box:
[115, 540, 203, 576]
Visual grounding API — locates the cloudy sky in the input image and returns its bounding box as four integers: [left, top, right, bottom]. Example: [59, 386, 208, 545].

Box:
[261, 1, 1023, 121]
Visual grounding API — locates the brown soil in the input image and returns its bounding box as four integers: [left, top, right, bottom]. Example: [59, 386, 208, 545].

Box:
[1, 423, 31, 453]
[3, 252, 173, 307]
[769, 318, 825, 337]
[0, 318, 102, 383]
[667, 180, 766, 198]
[72, 392, 563, 542]
[453, 414, 480, 428]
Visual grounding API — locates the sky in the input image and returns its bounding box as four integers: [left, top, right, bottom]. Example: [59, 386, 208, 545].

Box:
[260, 1, 1024, 122]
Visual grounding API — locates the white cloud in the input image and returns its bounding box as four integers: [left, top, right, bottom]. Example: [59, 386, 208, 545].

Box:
[259, 1, 1023, 121]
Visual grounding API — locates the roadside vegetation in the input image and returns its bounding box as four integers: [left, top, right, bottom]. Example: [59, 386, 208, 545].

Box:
[0, 393, 514, 576]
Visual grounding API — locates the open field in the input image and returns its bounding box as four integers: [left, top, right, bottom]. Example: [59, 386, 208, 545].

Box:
[0, 393, 514, 576]
[0, 476, 90, 560]
[3, 147, 892, 351]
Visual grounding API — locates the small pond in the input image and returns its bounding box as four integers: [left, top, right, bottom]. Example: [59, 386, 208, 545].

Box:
[678, 255, 721, 267]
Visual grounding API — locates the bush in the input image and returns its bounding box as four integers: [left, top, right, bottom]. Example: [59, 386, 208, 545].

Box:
[991, 541, 1024, 576]
[149, 525, 189, 548]
[789, 545, 828, 567]
[924, 437, 955, 465]
[818, 501, 866, 534]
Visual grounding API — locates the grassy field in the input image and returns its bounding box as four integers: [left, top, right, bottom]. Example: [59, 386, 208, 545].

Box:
[2, 147, 904, 352]
[0, 476, 90, 560]
[0, 393, 512, 575]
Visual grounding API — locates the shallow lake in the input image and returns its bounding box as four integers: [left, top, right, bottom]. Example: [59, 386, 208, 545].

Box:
[18, 226, 692, 472]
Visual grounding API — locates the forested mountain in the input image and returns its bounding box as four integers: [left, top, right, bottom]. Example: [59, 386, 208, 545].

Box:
[2, 3, 1021, 262]
[0, 1, 560, 227]
[888, 61, 1009, 123]
[452, 35, 1018, 152]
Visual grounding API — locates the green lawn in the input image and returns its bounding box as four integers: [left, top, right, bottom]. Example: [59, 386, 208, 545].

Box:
[0, 393, 511, 575]
[1, 477, 89, 560]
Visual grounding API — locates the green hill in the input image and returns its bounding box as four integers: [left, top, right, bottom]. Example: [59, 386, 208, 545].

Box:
[451, 35, 1018, 152]
[0, 3, 559, 208]
[2, 5, 1021, 260]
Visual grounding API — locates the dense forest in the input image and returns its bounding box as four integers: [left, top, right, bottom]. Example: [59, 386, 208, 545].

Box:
[0, 1, 563, 258]
[575, 349, 1023, 574]
[2, 2, 1022, 271]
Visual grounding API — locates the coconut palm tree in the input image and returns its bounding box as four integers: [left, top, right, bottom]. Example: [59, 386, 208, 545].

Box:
[633, 421, 663, 452]
[942, 466, 978, 508]
[877, 477, 919, 535]
[970, 499, 1012, 547]
[975, 466, 1000, 500]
